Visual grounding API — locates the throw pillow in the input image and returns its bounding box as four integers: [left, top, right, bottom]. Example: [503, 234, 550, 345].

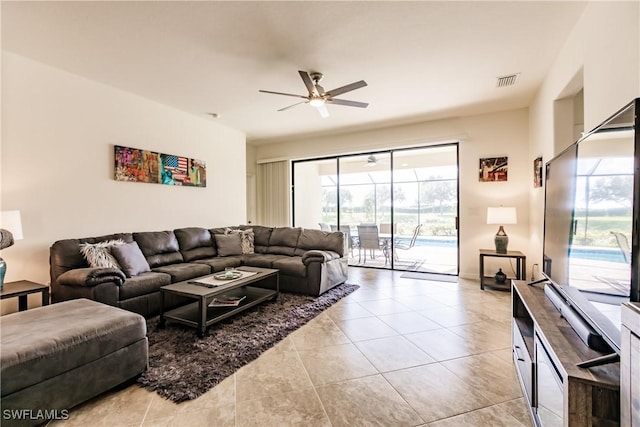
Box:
[214, 233, 243, 256]
[226, 228, 255, 254]
[79, 239, 124, 270]
[111, 241, 151, 278]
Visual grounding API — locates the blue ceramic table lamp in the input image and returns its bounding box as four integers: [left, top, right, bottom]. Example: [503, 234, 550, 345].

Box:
[0, 210, 23, 290]
[487, 207, 517, 254]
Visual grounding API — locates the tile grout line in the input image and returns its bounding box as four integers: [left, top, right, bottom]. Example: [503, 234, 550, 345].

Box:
[293, 316, 335, 427]
[138, 394, 153, 427]
[233, 373, 238, 427]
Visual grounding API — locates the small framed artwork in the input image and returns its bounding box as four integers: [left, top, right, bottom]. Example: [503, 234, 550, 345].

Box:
[479, 156, 508, 182]
[534, 156, 543, 188]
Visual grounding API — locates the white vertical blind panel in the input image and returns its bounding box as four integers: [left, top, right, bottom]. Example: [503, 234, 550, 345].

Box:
[257, 161, 290, 226]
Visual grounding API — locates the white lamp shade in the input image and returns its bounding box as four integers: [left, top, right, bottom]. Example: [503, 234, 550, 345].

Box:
[487, 207, 517, 225]
[1, 210, 24, 240]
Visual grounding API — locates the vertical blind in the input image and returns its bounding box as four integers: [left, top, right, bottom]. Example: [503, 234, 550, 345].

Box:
[256, 161, 290, 226]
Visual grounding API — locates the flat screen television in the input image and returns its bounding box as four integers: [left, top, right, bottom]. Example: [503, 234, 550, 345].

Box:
[542, 98, 639, 359]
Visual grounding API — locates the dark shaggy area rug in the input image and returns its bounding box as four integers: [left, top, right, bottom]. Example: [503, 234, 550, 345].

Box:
[138, 283, 359, 402]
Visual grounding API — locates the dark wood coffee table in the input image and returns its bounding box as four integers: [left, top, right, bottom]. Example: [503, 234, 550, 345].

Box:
[159, 266, 279, 337]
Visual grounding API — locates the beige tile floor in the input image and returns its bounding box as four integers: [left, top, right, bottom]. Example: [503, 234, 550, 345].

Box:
[49, 267, 533, 427]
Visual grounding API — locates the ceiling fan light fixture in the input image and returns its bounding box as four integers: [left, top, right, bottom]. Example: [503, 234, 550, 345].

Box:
[309, 98, 325, 107]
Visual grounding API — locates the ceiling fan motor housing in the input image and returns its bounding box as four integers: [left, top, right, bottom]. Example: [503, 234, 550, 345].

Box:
[310, 72, 323, 83]
[310, 72, 324, 95]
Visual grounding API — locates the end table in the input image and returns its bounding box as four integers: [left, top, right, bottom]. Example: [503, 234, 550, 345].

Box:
[1, 280, 50, 311]
[479, 249, 526, 290]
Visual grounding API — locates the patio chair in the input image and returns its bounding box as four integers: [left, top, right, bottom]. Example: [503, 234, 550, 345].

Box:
[357, 224, 389, 264]
[318, 222, 331, 231]
[611, 231, 631, 264]
[328, 224, 355, 256]
[393, 224, 423, 261]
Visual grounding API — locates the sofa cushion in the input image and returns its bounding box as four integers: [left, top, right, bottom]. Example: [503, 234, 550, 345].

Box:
[57, 267, 126, 287]
[192, 257, 242, 272]
[79, 239, 125, 270]
[302, 250, 341, 265]
[295, 229, 345, 257]
[50, 233, 134, 282]
[214, 233, 243, 256]
[210, 226, 232, 235]
[272, 257, 307, 278]
[175, 227, 217, 261]
[119, 271, 172, 300]
[112, 241, 152, 278]
[241, 253, 290, 268]
[266, 227, 301, 256]
[240, 225, 272, 254]
[133, 231, 184, 267]
[152, 263, 211, 283]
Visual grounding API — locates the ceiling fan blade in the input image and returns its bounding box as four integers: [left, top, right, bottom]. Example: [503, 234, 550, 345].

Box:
[278, 101, 307, 112]
[317, 104, 330, 118]
[325, 80, 367, 98]
[327, 98, 369, 108]
[259, 89, 308, 99]
[298, 71, 318, 96]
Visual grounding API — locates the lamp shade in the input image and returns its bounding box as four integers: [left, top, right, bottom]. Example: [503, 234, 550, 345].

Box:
[487, 207, 517, 225]
[1, 210, 24, 240]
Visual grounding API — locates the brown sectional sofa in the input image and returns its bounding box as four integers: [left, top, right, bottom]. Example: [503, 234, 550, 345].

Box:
[49, 225, 348, 317]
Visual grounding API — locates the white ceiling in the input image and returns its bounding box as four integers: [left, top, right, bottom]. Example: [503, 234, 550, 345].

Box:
[1, 1, 587, 145]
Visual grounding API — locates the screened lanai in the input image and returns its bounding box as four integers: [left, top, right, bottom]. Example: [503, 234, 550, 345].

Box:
[292, 145, 459, 276]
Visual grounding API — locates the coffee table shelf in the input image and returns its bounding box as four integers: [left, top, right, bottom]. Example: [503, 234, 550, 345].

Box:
[159, 266, 279, 337]
[163, 286, 276, 329]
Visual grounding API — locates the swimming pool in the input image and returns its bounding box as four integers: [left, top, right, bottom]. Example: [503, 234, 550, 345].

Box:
[570, 247, 626, 263]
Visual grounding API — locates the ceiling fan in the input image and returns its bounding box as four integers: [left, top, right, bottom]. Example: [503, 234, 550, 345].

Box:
[259, 70, 368, 118]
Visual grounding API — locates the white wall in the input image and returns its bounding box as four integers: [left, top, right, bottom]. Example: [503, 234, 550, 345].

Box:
[1, 53, 247, 291]
[528, 1, 640, 272]
[253, 108, 530, 280]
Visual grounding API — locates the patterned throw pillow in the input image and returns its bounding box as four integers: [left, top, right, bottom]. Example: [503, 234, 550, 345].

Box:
[79, 239, 124, 270]
[226, 228, 255, 254]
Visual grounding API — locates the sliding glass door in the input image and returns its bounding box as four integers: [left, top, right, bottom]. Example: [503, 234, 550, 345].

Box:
[338, 153, 392, 268]
[391, 146, 458, 274]
[292, 144, 458, 276]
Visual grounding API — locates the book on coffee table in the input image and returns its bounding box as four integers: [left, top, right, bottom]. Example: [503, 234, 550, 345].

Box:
[208, 295, 246, 307]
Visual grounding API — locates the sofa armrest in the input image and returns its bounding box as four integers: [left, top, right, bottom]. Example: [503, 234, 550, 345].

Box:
[57, 268, 126, 287]
[302, 250, 341, 266]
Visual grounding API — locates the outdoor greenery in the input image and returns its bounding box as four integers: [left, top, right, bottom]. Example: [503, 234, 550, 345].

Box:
[321, 177, 457, 237]
[574, 175, 633, 247]
[572, 215, 631, 247]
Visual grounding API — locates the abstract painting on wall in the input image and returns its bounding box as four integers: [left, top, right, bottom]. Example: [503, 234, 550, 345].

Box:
[479, 156, 508, 182]
[114, 145, 206, 187]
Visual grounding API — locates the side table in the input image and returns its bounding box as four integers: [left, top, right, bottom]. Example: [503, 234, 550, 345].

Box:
[0, 280, 50, 311]
[479, 249, 526, 290]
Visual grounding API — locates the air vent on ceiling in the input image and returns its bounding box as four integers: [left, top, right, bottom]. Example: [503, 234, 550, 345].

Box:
[496, 73, 520, 88]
